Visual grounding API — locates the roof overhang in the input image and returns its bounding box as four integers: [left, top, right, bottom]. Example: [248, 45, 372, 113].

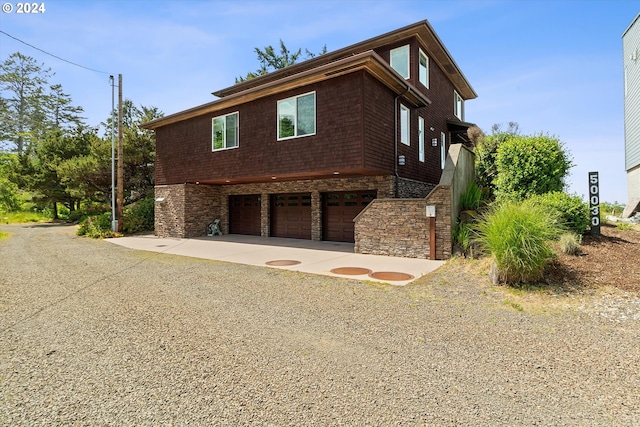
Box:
[215, 20, 477, 101]
[142, 51, 430, 130]
[447, 118, 476, 145]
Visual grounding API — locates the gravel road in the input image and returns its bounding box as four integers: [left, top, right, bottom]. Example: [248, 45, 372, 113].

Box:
[1, 224, 639, 426]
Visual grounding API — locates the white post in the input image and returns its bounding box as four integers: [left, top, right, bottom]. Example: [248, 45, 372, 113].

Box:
[110, 76, 117, 232]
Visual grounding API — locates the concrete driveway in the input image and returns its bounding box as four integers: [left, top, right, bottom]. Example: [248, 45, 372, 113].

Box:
[107, 234, 444, 285]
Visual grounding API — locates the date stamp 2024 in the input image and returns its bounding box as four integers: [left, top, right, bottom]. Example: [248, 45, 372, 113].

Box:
[2, 2, 46, 14]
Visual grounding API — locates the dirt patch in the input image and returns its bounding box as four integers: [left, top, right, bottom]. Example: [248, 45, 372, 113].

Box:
[544, 223, 640, 294]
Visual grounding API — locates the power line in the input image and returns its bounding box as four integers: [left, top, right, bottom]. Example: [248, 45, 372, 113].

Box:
[0, 30, 112, 75]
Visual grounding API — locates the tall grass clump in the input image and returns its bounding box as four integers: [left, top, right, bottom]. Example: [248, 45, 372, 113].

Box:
[475, 199, 561, 284]
[558, 232, 582, 255]
[459, 181, 483, 211]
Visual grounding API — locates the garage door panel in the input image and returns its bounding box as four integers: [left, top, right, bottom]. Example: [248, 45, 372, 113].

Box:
[229, 194, 261, 236]
[271, 193, 312, 239]
[323, 191, 376, 243]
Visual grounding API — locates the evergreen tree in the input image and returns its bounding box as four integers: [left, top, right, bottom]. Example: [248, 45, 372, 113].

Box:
[236, 40, 327, 83]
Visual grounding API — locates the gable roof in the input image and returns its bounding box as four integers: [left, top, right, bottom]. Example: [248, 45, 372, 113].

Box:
[215, 20, 476, 100]
[142, 20, 475, 130]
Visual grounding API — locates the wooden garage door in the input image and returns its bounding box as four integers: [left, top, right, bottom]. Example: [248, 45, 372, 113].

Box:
[271, 193, 312, 239]
[229, 194, 261, 236]
[323, 191, 377, 243]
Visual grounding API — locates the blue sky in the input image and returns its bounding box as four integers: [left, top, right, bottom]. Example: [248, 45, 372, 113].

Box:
[1, 0, 638, 204]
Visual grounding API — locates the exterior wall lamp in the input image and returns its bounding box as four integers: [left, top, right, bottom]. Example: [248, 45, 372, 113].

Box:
[398, 155, 406, 166]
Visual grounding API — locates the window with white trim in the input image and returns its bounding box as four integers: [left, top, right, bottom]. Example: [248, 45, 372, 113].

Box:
[390, 45, 410, 79]
[454, 91, 463, 120]
[277, 91, 316, 140]
[212, 112, 239, 151]
[419, 49, 429, 88]
[441, 132, 446, 169]
[400, 104, 410, 145]
[418, 117, 425, 162]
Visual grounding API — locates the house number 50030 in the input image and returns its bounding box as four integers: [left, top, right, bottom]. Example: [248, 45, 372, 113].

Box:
[588, 172, 600, 235]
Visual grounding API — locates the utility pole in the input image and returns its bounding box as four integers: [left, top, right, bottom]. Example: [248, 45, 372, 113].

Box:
[117, 74, 124, 233]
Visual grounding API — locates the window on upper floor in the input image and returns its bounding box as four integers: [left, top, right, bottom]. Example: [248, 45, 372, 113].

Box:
[390, 45, 410, 79]
[419, 49, 429, 88]
[400, 104, 410, 145]
[418, 117, 425, 162]
[454, 91, 463, 120]
[277, 91, 316, 140]
[212, 112, 239, 151]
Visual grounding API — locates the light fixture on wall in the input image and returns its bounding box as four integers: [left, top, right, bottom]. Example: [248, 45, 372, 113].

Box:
[432, 138, 438, 147]
[398, 155, 406, 166]
[155, 197, 165, 203]
[429, 126, 435, 131]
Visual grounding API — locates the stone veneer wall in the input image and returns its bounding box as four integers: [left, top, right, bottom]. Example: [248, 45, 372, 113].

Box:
[154, 184, 221, 238]
[155, 175, 395, 239]
[396, 177, 437, 198]
[354, 199, 431, 258]
[154, 185, 184, 238]
[354, 144, 474, 259]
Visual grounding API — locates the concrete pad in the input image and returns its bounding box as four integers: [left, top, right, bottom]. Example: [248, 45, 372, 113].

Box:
[107, 234, 445, 285]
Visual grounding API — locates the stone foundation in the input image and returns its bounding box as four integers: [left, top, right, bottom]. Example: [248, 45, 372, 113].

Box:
[155, 175, 395, 239]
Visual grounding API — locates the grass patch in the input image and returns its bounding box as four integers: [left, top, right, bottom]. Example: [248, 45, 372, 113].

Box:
[1, 210, 50, 224]
[502, 299, 524, 312]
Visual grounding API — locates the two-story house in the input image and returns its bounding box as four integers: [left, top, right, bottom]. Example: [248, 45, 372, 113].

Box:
[142, 20, 477, 245]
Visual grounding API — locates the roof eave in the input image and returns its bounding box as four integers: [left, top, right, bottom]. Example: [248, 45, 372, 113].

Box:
[141, 51, 430, 130]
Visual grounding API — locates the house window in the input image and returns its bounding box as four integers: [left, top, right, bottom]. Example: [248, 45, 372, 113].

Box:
[418, 117, 425, 162]
[390, 45, 410, 79]
[419, 49, 429, 88]
[454, 91, 463, 120]
[212, 112, 239, 151]
[277, 91, 316, 140]
[441, 132, 446, 169]
[400, 104, 410, 145]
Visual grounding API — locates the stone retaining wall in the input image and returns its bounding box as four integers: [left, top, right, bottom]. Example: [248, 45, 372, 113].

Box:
[354, 144, 474, 259]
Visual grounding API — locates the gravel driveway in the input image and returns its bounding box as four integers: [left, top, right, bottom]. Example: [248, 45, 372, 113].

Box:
[1, 224, 639, 426]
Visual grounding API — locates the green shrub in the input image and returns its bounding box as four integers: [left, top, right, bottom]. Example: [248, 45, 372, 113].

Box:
[528, 192, 589, 235]
[63, 202, 110, 223]
[77, 212, 116, 238]
[558, 232, 582, 255]
[0, 178, 23, 212]
[475, 199, 561, 284]
[494, 134, 572, 201]
[122, 196, 154, 234]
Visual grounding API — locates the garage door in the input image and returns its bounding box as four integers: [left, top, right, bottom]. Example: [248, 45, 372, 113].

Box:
[271, 193, 312, 239]
[229, 194, 261, 236]
[323, 191, 377, 242]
